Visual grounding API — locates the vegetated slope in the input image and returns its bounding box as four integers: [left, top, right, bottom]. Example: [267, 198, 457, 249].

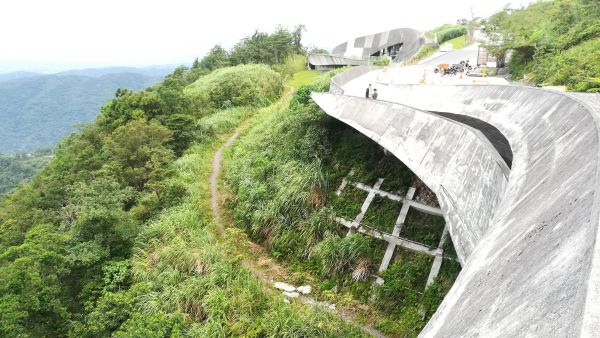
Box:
[483, 0, 600, 91]
[185, 64, 283, 111]
[0, 72, 163, 153]
[0, 39, 366, 335]
[427, 24, 467, 44]
[414, 23, 468, 61]
[224, 74, 461, 337]
[0, 150, 53, 195]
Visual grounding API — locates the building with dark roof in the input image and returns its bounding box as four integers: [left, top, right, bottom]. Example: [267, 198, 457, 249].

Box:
[308, 28, 426, 70]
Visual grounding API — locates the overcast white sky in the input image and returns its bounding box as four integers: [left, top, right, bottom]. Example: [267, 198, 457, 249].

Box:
[0, 0, 535, 73]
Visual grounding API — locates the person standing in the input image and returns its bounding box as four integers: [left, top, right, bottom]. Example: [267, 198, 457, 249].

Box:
[372, 88, 378, 100]
[365, 84, 372, 99]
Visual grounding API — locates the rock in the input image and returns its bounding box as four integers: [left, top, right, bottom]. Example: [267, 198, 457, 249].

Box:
[283, 298, 290, 303]
[297, 285, 312, 294]
[273, 282, 296, 292]
[283, 291, 300, 298]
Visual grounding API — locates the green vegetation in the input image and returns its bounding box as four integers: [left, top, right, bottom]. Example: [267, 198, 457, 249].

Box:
[185, 64, 283, 111]
[447, 34, 468, 49]
[362, 196, 401, 234]
[413, 44, 439, 62]
[0, 26, 370, 336]
[428, 24, 467, 44]
[225, 72, 461, 337]
[0, 150, 53, 195]
[289, 69, 320, 88]
[483, 0, 600, 91]
[196, 25, 306, 71]
[373, 56, 391, 66]
[0, 72, 165, 154]
[402, 210, 445, 247]
[413, 23, 468, 62]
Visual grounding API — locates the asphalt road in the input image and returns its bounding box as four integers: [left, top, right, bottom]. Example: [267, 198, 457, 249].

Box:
[420, 45, 478, 66]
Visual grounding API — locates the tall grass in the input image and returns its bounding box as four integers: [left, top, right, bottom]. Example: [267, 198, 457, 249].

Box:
[185, 64, 284, 112]
[69, 66, 366, 335]
[224, 72, 462, 337]
[120, 82, 366, 336]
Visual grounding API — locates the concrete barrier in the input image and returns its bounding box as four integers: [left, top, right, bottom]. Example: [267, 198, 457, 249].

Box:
[311, 70, 600, 336]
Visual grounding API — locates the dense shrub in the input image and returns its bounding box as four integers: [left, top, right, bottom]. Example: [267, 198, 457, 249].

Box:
[185, 64, 283, 112]
[483, 0, 600, 91]
[434, 25, 467, 44]
[533, 38, 600, 91]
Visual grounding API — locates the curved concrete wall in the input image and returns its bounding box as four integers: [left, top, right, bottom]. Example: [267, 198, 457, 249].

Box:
[311, 93, 509, 263]
[330, 65, 379, 94]
[311, 68, 600, 336]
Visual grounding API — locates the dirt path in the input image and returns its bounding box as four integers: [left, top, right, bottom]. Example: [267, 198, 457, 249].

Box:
[209, 126, 387, 338]
[210, 131, 239, 236]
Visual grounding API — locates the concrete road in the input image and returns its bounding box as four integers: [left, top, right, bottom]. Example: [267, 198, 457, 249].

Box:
[419, 44, 478, 66]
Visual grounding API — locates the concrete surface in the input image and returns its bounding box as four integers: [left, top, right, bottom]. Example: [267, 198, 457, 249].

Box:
[379, 188, 416, 273]
[419, 43, 478, 66]
[311, 66, 600, 337]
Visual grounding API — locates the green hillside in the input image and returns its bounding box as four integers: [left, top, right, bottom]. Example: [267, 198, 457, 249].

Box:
[1, 4, 598, 336]
[0, 151, 52, 195]
[224, 74, 460, 337]
[483, 0, 600, 91]
[0, 72, 163, 154]
[0, 26, 370, 337]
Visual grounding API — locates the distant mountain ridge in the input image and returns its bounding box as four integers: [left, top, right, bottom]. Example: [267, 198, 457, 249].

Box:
[0, 65, 176, 82]
[0, 71, 40, 82]
[0, 67, 174, 154]
[54, 66, 176, 78]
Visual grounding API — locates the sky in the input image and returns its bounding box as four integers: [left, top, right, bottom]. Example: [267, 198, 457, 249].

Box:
[0, 0, 536, 73]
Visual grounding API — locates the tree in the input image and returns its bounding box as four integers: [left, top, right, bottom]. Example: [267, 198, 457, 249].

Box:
[0, 224, 71, 337]
[292, 24, 306, 54]
[103, 119, 174, 190]
[199, 44, 229, 71]
[157, 114, 196, 155]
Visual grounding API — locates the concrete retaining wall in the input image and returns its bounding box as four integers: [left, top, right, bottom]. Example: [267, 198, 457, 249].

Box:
[311, 70, 600, 336]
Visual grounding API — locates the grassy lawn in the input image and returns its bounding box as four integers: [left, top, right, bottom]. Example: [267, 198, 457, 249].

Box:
[413, 44, 439, 62]
[289, 69, 320, 88]
[447, 34, 468, 49]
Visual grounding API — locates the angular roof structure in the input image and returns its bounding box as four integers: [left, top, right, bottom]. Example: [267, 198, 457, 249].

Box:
[308, 28, 426, 70]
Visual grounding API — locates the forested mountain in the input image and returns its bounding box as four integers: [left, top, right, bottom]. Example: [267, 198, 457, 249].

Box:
[0, 71, 40, 82]
[1, 4, 597, 335]
[0, 72, 165, 153]
[56, 66, 175, 78]
[0, 26, 364, 337]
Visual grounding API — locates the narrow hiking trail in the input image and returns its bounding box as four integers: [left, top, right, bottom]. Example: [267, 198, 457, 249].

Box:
[209, 127, 387, 338]
[210, 131, 239, 236]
